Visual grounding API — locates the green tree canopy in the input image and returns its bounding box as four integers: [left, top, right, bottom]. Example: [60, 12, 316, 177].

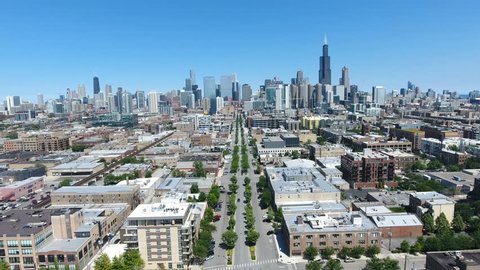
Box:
[324, 259, 343, 270]
[306, 260, 323, 270]
[452, 214, 466, 233]
[321, 247, 336, 259]
[0, 261, 10, 270]
[303, 245, 319, 261]
[365, 245, 380, 258]
[422, 212, 435, 234]
[94, 254, 112, 270]
[246, 229, 260, 246]
[190, 183, 199, 193]
[400, 240, 411, 253]
[222, 230, 238, 249]
[364, 257, 400, 270]
[193, 160, 207, 177]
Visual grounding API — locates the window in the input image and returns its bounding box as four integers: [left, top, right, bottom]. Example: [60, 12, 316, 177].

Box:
[372, 233, 379, 238]
[23, 257, 34, 265]
[345, 234, 352, 238]
[333, 241, 339, 246]
[48, 255, 55, 263]
[293, 243, 300, 247]
[20, 240, 32, 247]
[38, 255, 46, 262]
[319, 242, 326, 246]
[8, 249, 19, 255]
[332, 234, 339, 238]
[319, 235, 326, 239]
[21, 249, 32, 255]
[67, 255, 75, 262]
[359, 233, 365, 238]
[293, 236, 300, 240]
[346, 241, 352, 245]
[7, 240, 18, 247]
[358, 240, 366, 245]
[306, 235, 313, 239]
[8, 257, 20, 264]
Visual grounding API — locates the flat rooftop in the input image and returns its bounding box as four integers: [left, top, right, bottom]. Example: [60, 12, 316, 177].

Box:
[52, 157, 101, 170]
[266, 167, 339, 194]
[285, 211, 377, 234]
[53, 185, 137, 194]
[427, 251, 480, 270]
[128, 202, 206, 220]
[37, 238, 89, 253]
[0, 209, 52, 236]
[371, 213, 422, 227]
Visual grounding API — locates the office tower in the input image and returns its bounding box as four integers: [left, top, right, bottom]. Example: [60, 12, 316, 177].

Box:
[135, 90, 145, 109]
[148, 91, 159, 113]
[290, 84, 299, 109]
[323, 84, 334, 103]
[193, 88, 202, 103]
[6, 96, 20, 114]
[93, 76, 100, 95]
[231, 73, 240, 101]
[372, 86, 386, 105]
[185, 78, 192, 92]
[216, 96, 224, 113]
[407, 81, 415, 90]
[265, 86, 277, 106]
[319, 36, 332, 84]
[190, 69, 196, 86]
[108, 95, 117, 113]
[241, 84, 252, 101]
[400, 88, 407, 96]
[104, 84, 112, 97]
[36, 93, 44, 107]
[220, 75, 233, 98]
[313, 83, 323, 107]
[274, 84, 290, 111]
[340, 66, 350, 99]
[122, 92, 133, 114]
[180, 91, 194, 108]
[203, 76, 216, 99]
[116, 87, 123, 113]
[77, 84, 86, 99]
[296, 70, 304, 85]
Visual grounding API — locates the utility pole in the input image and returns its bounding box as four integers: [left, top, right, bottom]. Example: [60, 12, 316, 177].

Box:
[404, 253, 407, 270]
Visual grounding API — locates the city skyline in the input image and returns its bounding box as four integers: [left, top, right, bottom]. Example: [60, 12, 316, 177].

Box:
[1, 0, 480, 100]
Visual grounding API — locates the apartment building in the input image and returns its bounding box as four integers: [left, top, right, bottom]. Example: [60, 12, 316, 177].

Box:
[121, 202, 206, 270]
[340, 149, 396, 189]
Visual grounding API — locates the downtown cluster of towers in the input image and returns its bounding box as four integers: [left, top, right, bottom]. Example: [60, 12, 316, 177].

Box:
[5, 38, 387, 116]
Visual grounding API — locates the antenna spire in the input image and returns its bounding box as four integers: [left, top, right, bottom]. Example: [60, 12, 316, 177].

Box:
[324, 35, 328, 45]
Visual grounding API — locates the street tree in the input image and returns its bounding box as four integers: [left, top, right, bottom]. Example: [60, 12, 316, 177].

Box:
[364, 245, 380, 258]
[94, 254, 112, 270]
[222, 230, 238, 249]
[193, 161, 207, 177]
[364, 257, 400, 270]
[400, 240, 411, 253]
[306, 261, 323, 270]
[321, 247, 336, 259]
[190, 183, 199, 193]
[303, 245, 319, 261]
[435, 213, 452, 236]
[324, 259, 343, 270]
[246, 229, 260, 246]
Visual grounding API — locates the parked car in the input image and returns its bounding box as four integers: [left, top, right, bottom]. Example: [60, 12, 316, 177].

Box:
[344, 257, 355, 263]
[212, 214, 221, 222]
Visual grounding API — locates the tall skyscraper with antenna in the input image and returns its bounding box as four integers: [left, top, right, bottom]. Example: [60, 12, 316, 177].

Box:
[93, 76, 100, 95]
[319, 36, 331, 84]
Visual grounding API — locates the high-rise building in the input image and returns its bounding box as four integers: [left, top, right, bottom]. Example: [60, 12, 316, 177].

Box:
[116, 87, 123, 113]
[6, 96, 20, 114]
[77, 84, 86, 99]
[148, 91, 159, 113]
[104, 84, 112, 97]
[220, 74, 233, 98]
[372, 86, 386, 106]
[37, 93, 44, 107]
[190, 69, 196, 86]
[241, 84, 252, 101]
[123, 92, 133, 114]
[232, 73, 240, 101]
[93, 76, 100, 95]
[340, 66, 350, 99]
[135, 90, 145, 109]
[216, 96, 224, 113]
[319, 36, 332, 84]
[203, 76, 216, 99]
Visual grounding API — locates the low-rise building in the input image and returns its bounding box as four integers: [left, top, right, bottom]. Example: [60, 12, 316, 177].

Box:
[176, 153, 222, 175]
[308, 144, 346, 159]
[426, 250, 480, 270]
[0, 176, 44, 201]
[409, 191, 455, 223]
[0, 209, 53, 269]
[284, 210, 380, 256]
[51, 186, 141, 211]
[48, 157, 103, 177]
[121, 202, 207, 270]
[378, 149, 417, 171]
[265, 167, 340, 207]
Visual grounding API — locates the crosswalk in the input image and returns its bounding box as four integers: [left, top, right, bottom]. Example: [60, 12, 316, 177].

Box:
[203, 258, 279, 270]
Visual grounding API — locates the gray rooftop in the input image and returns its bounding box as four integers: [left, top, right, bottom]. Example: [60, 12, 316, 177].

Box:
[266, 167, 339, 195]
[37, 238, 89, 253]
[0, 209, 52, 236]
[54, 185, 137, 194]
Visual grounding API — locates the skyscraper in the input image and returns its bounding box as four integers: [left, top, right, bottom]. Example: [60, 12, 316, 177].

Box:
[116, 87, 123, 113]
[319, 36, 332, 84]
[148, 91, 159, 113]
[136, 90, 145, 109]
[231, 73, 239, 101]
[203, 76, 216, 99]
[37, 93, 44, 107]
[241, 84, 252, 101]
[220, 75, 233, 98]
[93, 76, 100, 95]
[6, 96, 20, 114]
[190, 69, 196, 86]
[372, 86, 386, 105]
[340, 66, 350, 98]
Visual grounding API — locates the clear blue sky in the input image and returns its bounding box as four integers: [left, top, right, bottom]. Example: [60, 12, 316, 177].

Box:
[1, 0, 480, 101]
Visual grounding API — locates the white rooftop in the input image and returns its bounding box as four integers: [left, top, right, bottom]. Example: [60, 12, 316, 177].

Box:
[371, 213, 422, 227]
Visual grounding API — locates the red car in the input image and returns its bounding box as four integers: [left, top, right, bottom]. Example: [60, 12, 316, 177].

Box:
[212, 214, 221, 222]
